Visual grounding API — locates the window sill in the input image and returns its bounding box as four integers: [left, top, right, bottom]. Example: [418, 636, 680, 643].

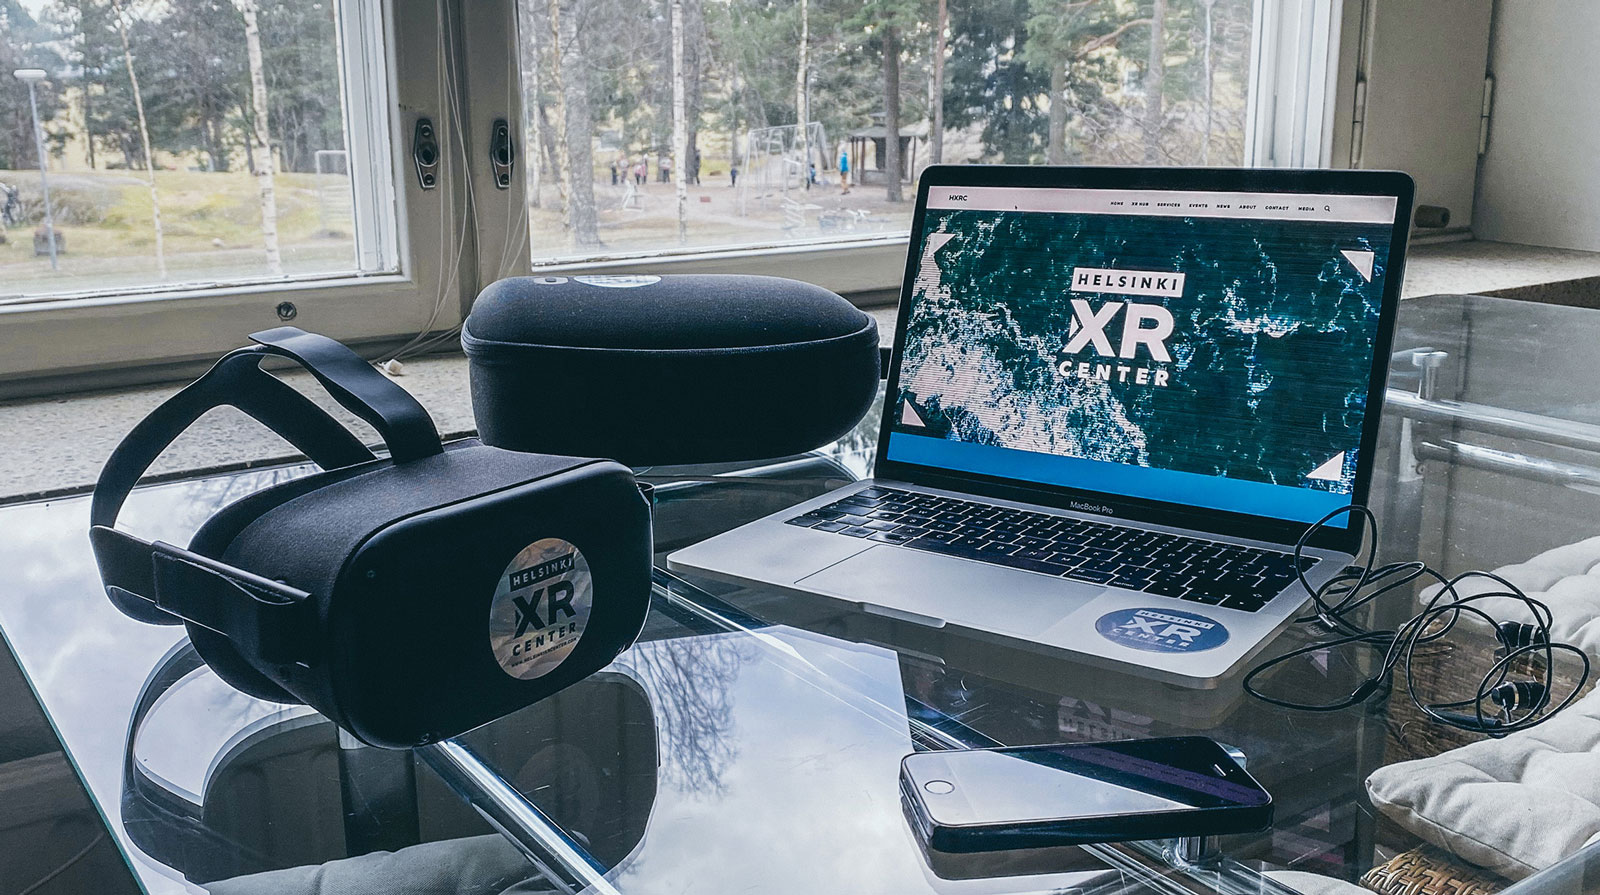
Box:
[0, 308, 901, 505]
[5, 238, 1600, 505]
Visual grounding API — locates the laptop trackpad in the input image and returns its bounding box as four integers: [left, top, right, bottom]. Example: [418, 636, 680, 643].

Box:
[796, 546, 1103, 635]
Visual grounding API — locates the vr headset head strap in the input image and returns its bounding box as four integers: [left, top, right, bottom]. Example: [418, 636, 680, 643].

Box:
[90, 327, 443, 630]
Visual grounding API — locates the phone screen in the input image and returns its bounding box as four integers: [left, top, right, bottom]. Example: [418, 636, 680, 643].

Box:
[904, 737, 1269, 829]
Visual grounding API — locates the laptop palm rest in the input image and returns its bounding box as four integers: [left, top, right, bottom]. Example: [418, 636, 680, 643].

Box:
[796, 546, 1104, 635]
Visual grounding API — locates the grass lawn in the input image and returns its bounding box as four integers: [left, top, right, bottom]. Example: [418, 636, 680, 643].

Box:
[1, 166, 916, 299]
[0, 167, 357, 299]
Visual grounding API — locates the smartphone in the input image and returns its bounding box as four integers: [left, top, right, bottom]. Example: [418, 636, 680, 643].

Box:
[899, 737, 1272, 854]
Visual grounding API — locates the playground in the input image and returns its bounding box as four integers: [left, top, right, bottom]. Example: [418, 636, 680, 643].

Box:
[527, 123, 917, 260]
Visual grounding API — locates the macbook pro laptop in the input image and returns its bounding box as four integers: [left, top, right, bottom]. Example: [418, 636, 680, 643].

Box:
[670, 165, 1414, 687]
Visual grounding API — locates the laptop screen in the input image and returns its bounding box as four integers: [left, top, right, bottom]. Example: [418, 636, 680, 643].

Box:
[884, 183, 1401, 531]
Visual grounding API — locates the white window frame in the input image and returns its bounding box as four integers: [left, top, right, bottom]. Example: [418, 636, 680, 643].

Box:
[0, 0, 523, 398]
[517, 0, 1350, 296]
[1245, 0, 1346, 169]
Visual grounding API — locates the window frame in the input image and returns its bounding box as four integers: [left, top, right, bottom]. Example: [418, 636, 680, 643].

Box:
[0, 0, 515, 399]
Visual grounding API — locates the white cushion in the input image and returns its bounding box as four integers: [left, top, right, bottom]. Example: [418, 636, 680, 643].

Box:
[1365, 686, 1600, 880]
[1263, 870, 1368, 895]
[1418, 534, 1600, 655]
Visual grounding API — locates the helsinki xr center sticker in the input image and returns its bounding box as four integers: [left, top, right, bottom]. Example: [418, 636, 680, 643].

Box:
[1095, 607, 1229, 653]
[489, 537, 594, 679]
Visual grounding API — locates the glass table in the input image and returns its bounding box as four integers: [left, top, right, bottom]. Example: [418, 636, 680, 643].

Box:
[3, 292, 1599, 895]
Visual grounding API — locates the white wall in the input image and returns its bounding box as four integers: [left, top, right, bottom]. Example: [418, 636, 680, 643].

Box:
[1473, 1, 1600, 251]
[1348, 0, 1494, 232]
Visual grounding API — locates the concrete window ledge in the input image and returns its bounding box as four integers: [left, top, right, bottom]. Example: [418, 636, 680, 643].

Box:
[4, 239, 1600, 505]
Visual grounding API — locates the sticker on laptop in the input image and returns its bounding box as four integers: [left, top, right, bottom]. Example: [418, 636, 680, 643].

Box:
[1094, 607, 1229, 654]
[574, 275, 660, 288]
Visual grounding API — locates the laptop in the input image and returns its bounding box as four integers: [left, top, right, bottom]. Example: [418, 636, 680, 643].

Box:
[670, 165, 1414, 687]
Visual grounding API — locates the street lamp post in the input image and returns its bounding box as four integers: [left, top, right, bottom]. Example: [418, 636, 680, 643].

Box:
[13, 69, 58, 271]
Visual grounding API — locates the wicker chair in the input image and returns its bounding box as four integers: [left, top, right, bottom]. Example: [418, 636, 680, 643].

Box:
[1361, 632, 1595, 895]
[1361, 845, 1504, 895]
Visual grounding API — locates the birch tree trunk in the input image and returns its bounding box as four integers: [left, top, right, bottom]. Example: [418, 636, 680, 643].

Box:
[671, 0, 688, 243]
[237, 0, 282, 276]
[546, 0, 571, 219]
[882, 23, 903, 203]
[1201, 0, 1216, 164]
[524, 5, 543, 208]
[1141, 0, 1168, 166]
[548, 0, 599, 248]
[931, 0, 947, 164]
[795, 0, 808, 190]
[109, 0, 165, 278]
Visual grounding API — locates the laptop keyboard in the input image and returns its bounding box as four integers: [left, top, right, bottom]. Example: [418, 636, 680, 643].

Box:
[785, 487, 1316, 612]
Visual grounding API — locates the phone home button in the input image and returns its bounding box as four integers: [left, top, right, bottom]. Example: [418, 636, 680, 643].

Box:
[924, 779, 955, 794]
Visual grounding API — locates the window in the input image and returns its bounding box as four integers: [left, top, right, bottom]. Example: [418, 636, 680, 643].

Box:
[514, 0, 1332, 267]
[0, 0, 500, 395]
[0, 0, 393, 301]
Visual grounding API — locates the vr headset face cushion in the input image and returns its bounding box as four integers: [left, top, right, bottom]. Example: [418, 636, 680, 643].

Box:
[183, 461, 386, 704]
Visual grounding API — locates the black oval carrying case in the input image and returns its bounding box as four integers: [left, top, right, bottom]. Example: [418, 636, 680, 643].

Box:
[461, 274, 881, 466]
[90, 327, 653, 749]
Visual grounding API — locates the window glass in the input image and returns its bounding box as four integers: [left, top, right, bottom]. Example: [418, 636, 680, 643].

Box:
[0, 0, 388, 304]
[517, 0, 1259, 263]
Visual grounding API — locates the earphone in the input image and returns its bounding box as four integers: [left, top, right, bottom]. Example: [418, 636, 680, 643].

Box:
[1243, 505, 1591, 737]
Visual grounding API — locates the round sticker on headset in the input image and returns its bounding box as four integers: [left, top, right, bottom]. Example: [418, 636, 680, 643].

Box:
[489, 538, 593, 679]
[574, 275, 660, 288]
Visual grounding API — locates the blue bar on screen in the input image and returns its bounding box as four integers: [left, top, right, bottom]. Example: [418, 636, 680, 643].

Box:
[886, 432, 1351, 528]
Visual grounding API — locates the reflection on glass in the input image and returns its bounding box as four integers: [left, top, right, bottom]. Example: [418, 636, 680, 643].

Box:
[622, 634, 754, 797]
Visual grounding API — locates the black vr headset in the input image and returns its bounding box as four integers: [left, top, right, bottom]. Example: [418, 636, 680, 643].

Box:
[91, 327, 654, 748]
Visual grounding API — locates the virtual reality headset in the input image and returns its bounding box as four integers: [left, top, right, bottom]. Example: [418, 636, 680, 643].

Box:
[90, 327, 654, 748]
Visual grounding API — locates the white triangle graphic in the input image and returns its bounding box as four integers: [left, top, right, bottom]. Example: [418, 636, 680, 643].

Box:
[901, 401, 925, 427]
[1308, 452, 1346, 482]
[926, 232, 956, 252]
[1340, 250, 1375, 282]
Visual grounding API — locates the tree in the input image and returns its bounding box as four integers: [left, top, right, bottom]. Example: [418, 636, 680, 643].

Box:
[47, 0, 113, 168]
[108, 0, 165, 277]
[855, 0, 920, 201]
[56, 0, 145, 169]
[1024, 0, 1149, 165]
[546, 0, 599, 248]
[0, 0, 65, 170]
[237, 0, 282, 275]
[881, 21, 902, 200]
[141, 0, 245, 171]
[795, 0, 808, 186]
[671, 0, 688, 241]
[943, 0, 1048, 163]
[1199, 0, 1216, 163]
[1141, 0, 1166, 164]
[929, 0, 946, 164]
[680, 0, 706, 184]
[258, 0, 342, 172]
